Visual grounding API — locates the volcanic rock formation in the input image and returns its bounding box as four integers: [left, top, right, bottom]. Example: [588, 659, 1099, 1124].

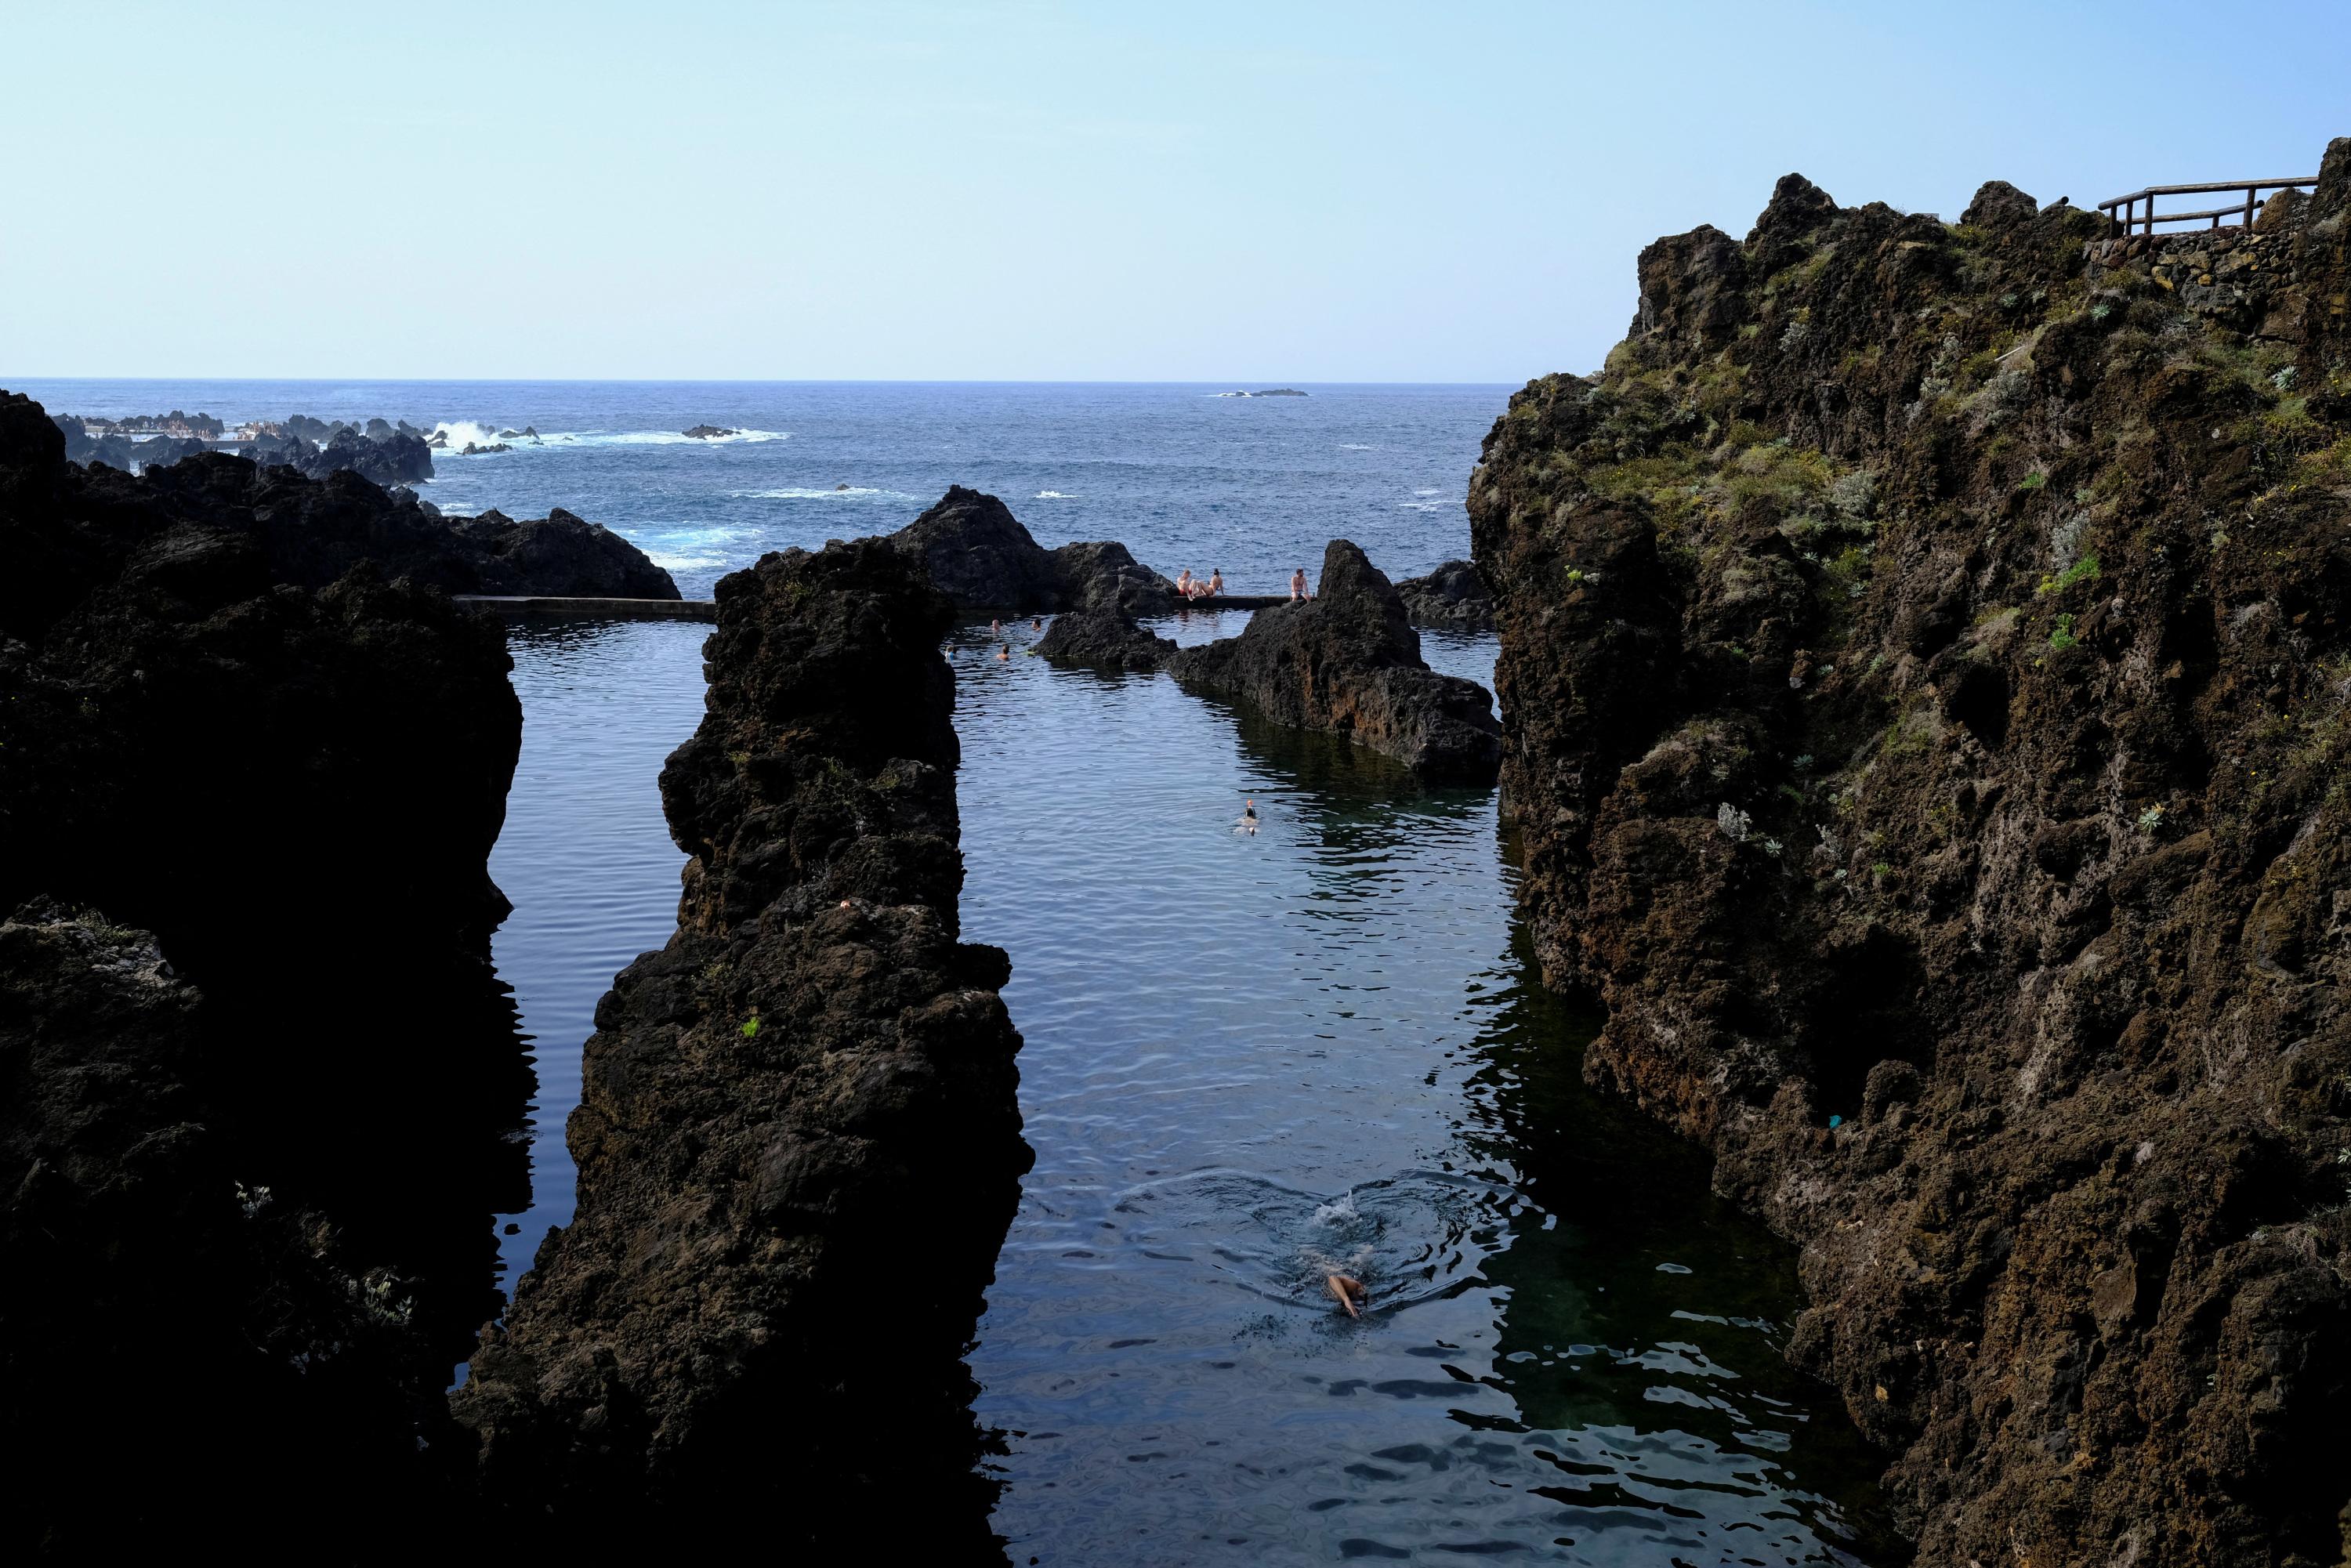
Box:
[1169, 538, 1502, 780]
[1396, 557, 1497, 630]
[455, 538, 1030, 1554]
[1035, 602, 1179, 669]
[1469, 141, 2351, 1566]
[28, 415, 678, 600]
[0, 389, 528, 1555]
[891, 484, 1178, 616]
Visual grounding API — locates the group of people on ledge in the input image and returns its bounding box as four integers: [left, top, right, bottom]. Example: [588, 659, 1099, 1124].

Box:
[1169, 567, 1316, 603]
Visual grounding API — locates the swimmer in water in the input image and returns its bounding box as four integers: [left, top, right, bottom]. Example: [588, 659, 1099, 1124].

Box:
[1327, 1274, 1366, 1318]
[996, 644, 1010, 661]
[991, 617, 1002, 636]
[1031, 617, 1042, 631]
[1236, 798, 1258, 835]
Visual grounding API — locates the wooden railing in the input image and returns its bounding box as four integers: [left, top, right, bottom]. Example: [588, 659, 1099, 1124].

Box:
[2099, 176, 2319, 235]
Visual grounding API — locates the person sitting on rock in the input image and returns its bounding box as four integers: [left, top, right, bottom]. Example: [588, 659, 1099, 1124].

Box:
[1206, 569, 1224, 598]
[1290, 567, 1310, 602]
[1176, 569, 1194, 599]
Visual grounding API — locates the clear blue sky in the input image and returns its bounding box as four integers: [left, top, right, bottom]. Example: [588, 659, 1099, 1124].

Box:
[5, 1, 2343, 382]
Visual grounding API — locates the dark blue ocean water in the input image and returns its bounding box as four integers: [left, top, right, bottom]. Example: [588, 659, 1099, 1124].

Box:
[9, 380, 1895, 1563]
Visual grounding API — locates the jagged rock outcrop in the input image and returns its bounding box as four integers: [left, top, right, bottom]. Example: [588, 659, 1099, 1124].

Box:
[1047, 538, 1179, 616]
[445, 506, 681, 598]
[892, 484, 1063, 611]
[34, 418, 678, 599]
[1470, 141, 2351, 1566]
[1035, 602, 1177, 669]
[0, 389, 528, 1553]
[892, 485, 1177, 615]
[299, 425, 435, 485]
[1169, 538, 1502, 780]
[1395, 557, 1496, 629]
[455, 538, 1029, 1554]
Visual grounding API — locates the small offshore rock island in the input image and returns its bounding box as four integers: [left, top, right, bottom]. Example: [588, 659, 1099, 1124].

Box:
[2, 135, 2348, 1568]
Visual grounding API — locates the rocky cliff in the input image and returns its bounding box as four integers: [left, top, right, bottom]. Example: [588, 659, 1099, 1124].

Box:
[455, 538, 1030, 1554]
[1171, 538, 1503, 780]
[0, 390, 528, 1554]
[1470, 143, 2351, 1565]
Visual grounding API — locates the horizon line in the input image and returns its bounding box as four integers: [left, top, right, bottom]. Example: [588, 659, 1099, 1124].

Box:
[5, 374, 1533, 388]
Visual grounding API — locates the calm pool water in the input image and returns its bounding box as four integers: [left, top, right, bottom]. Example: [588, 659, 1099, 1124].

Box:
[487, 609, 1896, 1564]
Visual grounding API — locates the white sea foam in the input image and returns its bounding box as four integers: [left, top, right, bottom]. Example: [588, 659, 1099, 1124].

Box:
[637, 524, 752, 570]
[429, 420, 509, 450]
[1413, 487, 1440, 496]
[1336, 443, 1374, 451]
[1033, 490, 1077, 500]
[730, 485, 914, 501]
[1311, 1190, 1358, 1226]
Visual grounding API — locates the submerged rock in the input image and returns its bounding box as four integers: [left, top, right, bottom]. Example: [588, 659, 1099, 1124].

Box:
[1394, 558, 1495, 630]
[1168, 539, 1502, 780]
[456, 538, 1029, 1553]
[1036, 603, 1177, 669]
[1471, 141, 2351, 1565]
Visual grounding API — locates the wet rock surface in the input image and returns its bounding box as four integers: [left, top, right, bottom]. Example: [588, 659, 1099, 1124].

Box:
[1395, 556, 1496, 629]
[1169, 538, 1502, 780]
[0, 390, 528, 1553]
[1470, 141, 2351, 1565]
[455, 537, 1030, 1554]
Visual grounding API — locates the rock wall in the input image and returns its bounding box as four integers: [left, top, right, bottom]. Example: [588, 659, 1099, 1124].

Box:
[0, 390, 528, 1553]
[1171, 538, 1503, 780]
[455, 538, 1030, 1554]
[1470, 140, 2351, 1566]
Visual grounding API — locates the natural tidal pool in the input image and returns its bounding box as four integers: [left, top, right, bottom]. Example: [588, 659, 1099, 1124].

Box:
[487, 610, 1897, 1564]
[954, 612, 1895, 1565]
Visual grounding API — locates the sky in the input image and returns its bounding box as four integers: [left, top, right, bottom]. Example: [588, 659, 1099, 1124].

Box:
[4, 1, 2345, 383]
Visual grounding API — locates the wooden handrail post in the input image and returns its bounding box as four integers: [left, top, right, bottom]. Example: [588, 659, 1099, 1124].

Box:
[2244, 185, 2256, 227]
